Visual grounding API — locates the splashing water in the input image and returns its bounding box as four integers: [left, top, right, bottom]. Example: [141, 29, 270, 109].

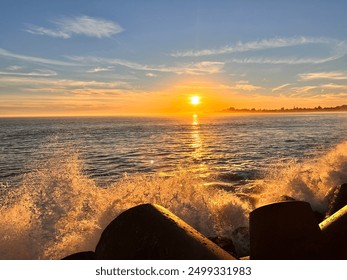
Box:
[0, 149, 250, 259]
[1, 140, 347, 259]
[253, 141, 347, 212]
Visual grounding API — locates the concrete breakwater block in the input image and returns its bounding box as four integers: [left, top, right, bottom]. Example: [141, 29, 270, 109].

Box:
[250, 201, 323, 259]
[320, 204, 347, 259]
[325, 183, 347, 218]
[95, 204, 236, 260]
[62, 251, 95, 260]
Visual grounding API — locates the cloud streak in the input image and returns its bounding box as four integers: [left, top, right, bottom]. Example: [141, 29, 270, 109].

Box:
[0, 69, 57, 77]
[26, 15, 123, 39]
[172, 36, 347, 66]
[220, 81, 263, 92]
[0, 48, 78, 66]
[86, 66, 114, 73]
[176, 81, 262, 92]
[272, 83, 291, 92]
[0, 76, 130, 91]
[230, 54, 344, 65]
[68, 55, 224, 75]
[298, 71, 347, 81]
[146, 73, 157, 77]
[171, 37, 333, 57]
[290, 83, 347, 97]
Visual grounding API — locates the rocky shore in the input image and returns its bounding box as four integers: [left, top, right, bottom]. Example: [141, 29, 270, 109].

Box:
[63, 183, 347, 260]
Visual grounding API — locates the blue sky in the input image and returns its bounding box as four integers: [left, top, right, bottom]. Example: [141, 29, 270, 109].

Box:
[1, 0, 347, 116]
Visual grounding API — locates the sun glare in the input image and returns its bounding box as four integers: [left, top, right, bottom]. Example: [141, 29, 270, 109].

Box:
[191, 96, 200, 105]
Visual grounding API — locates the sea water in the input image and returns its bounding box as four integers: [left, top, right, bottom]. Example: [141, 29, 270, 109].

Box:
[1, 113, 347, 259]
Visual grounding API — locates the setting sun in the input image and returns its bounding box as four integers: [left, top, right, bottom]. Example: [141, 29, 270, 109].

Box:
[191, 96, 201, 105]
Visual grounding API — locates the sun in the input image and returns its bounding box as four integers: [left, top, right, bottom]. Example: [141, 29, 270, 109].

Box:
[191, 95, 200, 105]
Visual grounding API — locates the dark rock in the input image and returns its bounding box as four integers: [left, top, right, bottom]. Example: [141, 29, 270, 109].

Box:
[231, 226, 250, 257]
[208, 236, 237, 258]
[95, 204, 236, 260]
[62, 251, 95, 260]
[250, 201, 324, 259]
[325, 183, 347, 218]
[277, 196, 324, 223]
[320, 204, 347, 259]
[313, 211, 325, 223]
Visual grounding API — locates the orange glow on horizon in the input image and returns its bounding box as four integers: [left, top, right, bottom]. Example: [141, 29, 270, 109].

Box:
[2, 75, 347, 117]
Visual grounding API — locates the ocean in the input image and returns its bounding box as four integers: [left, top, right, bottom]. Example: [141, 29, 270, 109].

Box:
[1, 113, 347, 259]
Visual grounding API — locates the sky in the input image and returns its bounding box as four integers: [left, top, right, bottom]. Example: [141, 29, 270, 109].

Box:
[1, 0, 347, 116]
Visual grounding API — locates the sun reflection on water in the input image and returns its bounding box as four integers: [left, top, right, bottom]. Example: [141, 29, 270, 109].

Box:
[192, 114, 199, 126]
[190, 114, 209, 177]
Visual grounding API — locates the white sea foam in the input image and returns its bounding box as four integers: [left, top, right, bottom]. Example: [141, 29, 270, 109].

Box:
[253, 140, 347, 212]
[0, 149, 250, 259]
[1, 140, 347, 259]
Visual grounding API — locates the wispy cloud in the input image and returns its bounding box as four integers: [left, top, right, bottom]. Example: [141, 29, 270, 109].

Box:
[177, 61, 224, 75]
[86, 66, 114, 73]
[290, 83, 347, 96]
[69, 55, 152, 71]
[0, 76, 130, 90]
[146, 73, 157, 77]
[318, 83, 347, 90]
[6, 65, 24, 71]
[176, 80, 262, 92]
[221, 81, 263, 92]
[0, 69, 57, 77]
[0, 48, 78, 66]
[298, 71, 347, 81]
[230, 54, 344, 65]
[171, 37, 347, 66]
[26, 26, 71, 39]
[272, 83, 291, 92]
[26, 15, 123, 39]
[68, 55, 224, 75]
[171, 37, 332, 57]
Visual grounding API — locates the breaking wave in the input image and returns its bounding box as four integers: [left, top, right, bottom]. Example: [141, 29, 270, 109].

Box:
[1, 140, 347, 259]
[253, 140, 347, 212]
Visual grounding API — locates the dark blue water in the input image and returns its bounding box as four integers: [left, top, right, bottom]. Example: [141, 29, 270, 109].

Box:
[1, 113, 346, 185]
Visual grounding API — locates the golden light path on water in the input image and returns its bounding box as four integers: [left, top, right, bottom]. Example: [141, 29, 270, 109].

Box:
[190, 114, 210, 177]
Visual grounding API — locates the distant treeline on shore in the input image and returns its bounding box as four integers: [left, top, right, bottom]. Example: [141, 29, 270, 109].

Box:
[221, 104, 347, 113]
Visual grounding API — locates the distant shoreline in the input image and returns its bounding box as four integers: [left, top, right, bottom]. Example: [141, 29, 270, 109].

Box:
[1, 105, 347, 118]
[221, 104, 347, 114]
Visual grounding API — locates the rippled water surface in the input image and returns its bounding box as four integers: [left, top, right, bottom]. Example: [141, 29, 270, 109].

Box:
[1, 113, 347, 185]
[1, 113, 347, 259]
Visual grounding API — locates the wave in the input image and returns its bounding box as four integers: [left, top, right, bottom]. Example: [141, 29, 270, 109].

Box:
[1, 140, 347, 259]
[0, 149, 251, 259]
[252, 141, 347, 212]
